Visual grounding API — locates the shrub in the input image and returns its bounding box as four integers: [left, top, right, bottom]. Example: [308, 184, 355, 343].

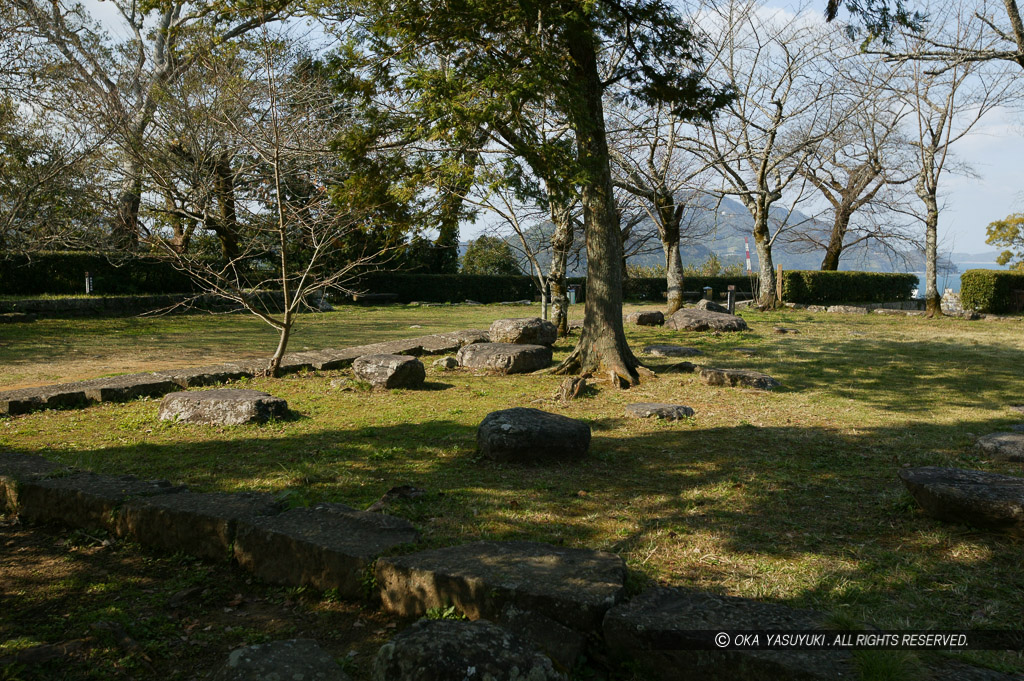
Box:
[0, 252, 196, 295]
[353, 272, 536, 304]
[780, 271, 918, 305]
[960, 269, 1024, 313]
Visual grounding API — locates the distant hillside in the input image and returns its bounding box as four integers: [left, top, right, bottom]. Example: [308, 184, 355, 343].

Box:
[461, 194, 942, 276]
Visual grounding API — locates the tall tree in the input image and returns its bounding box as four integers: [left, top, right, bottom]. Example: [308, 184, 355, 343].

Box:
[344, 0, 728, 385]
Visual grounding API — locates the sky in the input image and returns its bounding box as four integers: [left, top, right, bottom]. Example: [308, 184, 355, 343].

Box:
[78, 0, 1024, 256]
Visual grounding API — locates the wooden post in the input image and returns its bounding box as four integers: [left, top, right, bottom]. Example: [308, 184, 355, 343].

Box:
[776, 264, 783, 303]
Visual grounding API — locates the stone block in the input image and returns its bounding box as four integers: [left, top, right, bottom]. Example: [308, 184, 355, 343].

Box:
[456, 343, 552, 374]
[158, 389, 289, 425]
[477, 408, 590, 463]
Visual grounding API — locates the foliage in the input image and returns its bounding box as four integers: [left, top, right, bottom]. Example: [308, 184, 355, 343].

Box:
[985, 213, 1024, 272]
[960, 269, 1024, 314]
[460, 236, 522, 276]
[781, 270, 918, 304]
[569, 275, 753, 303]
[682, 253, 745, 277]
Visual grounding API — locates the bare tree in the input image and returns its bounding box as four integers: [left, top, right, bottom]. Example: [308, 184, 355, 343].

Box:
[892, 1, 1013, 315]
[143, 29, 386, 375]
[685, 0, 849, 306]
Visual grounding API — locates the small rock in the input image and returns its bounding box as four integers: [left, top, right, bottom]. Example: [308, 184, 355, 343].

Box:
[409, 325, 423, 329]
[352, 354, 426, 390]
[975, 432, 1024, 462]
[463, 300, 483, 306]
[477, 408, 590, 463]
[665, 308, 748, 332]
[642, 345, 703, 358]
[488, 318, 557, 346]
[695, 299, 729, 313]
[158, 389, 288, 425]
[826, 305, 869, 315]
[625, 310, 665, 326]
[773, 326, 799, 334]
[210, 639, 350, 681]
[697, 367, 780, 391]
[625, 403, 694, 420]
[372, 620, 565, 681]
[366, 486, 427, 513]
[899, 467, 1024, 535]
[734, 347, 758, 356]
[557, 375, 590, 401]
[433, 357, 459, 370]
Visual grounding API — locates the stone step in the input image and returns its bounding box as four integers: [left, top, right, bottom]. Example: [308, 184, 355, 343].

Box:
[233, 503, 420, 598]
[0, 452, 73, 513]
[898, 466, 1024, 535]
[375, 540, 626, 633]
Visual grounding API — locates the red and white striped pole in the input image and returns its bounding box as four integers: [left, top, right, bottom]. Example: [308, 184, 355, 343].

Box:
[745, 237, 752, 275]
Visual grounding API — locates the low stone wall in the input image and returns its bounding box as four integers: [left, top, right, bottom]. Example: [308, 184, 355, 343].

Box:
[0, 329, 489, 416]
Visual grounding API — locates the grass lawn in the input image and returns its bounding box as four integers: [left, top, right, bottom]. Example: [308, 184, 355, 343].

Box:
[2, 303, 1024, 679]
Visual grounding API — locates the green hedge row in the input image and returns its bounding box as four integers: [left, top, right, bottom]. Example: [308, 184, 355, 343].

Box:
[353, 272, 537, 304]
[960, 269, 1024, 313]
[780, 270, 918, 304]
[567, 275, 755, 303]
[0, 252, 196, 295]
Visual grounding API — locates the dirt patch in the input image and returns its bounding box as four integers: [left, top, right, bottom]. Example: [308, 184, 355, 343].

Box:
[0, 515, 403, 680]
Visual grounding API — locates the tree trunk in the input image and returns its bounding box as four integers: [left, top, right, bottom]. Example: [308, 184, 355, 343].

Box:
[554, 21, 639, 386]
[548, 198, 574, 337]
[214, 153, 241, 262]
[820, 208, 851, 271]
[114, 167, 142, 250]
[923, 197, 942, 317]
[268, 316, 291, 378]
[658, 194, 684, 315]
[752, 205, 777, 308]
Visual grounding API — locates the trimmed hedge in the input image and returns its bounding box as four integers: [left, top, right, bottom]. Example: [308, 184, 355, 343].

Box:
[780, 270, 918, 304]
[0, 252, 196, 295]
[353, 272, 537, 304]
[960, 269, 1024, 313]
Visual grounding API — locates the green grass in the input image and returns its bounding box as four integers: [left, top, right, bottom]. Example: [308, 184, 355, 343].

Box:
[3, 303, 1024, 675]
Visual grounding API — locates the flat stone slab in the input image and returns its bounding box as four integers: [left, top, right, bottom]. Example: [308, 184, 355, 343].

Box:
[665, 309, 749, 332]
[626, 311, 664, 326]
[17, 473, 184, 531]
[456, 343, 552, 374]
[158, 389, 289, 425]
[826, 305, 869, 315]
[489, 318, 557, 346]
[353, 354, 426, 390]
[373, 620, 564, 681]
[695, 299, 729, 313]
[975, 432, 1024, 462]
[211, 639, 350, 681]
[77, 374, 180, 402]
[477, 408, 590, 463]
[698, 367, 780, 391]
[898, 467, 1024, 535]
[625, 403, 695, 421]
[152, 364, 251, 388]
[118, 491, 282, 560]
[603, 587, 854, 681]
[234, 503, 419, 597]
[376, 541, 626, 632]
[643, 344, 703, 358]
[0, 383, 89, 416]
[417, 330, 490, 354]
[0, 312, 36, 323]
[0, 452, 72, 513]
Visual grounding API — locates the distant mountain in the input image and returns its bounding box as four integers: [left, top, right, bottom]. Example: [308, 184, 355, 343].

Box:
[461, 194, 948, 276]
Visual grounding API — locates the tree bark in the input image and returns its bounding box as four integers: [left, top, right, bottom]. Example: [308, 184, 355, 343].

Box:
[214, 153, 241, 262]
[547, 198, 573, 337]
[922, 196, 942, 317]
[114, 165, 142, 250]
[554, 20, 639, 386]
[752, 203, 777, 307]
[657, 193, 685, 315]
[820, 207, 852, 271]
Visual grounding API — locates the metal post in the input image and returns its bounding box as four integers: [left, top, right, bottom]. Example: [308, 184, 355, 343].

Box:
[702, 286, 712, 301]
[85, 272, 93, 295]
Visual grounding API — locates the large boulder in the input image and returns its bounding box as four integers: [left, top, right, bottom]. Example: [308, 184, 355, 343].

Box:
[625, 310, 665, 326]
[373, 620, 564, 681]
[698, 367, 780, 391]
[376, 540, 626, 632]
[489, 318, 558, 346]
[158, 389, 289, 425]
[898, 467, 1024, 535]
[353, 354, 426, 390]
[975, 432, 1024, 462]
[477, 408, 590, 463]
[665, 308, 748, 332]
[456, 343, 552, 374]
[625, 403, 695, 421]
[603, 587, 855, 681]
[209, 639, 350, 681]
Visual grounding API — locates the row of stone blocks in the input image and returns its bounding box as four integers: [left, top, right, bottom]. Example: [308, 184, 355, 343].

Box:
[0, 450, 893, 680]
[0, 329, 490, 416]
